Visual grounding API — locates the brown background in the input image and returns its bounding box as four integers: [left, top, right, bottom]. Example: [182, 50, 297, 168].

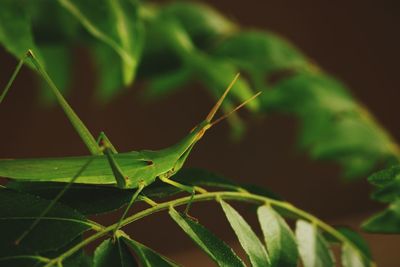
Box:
[1, 0, 400, 265]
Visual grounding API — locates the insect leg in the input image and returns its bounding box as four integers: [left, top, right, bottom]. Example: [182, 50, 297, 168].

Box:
[159, 175, 207, 216]
[97, 131, 118, 154]
[1, 50, 101, 155]
[112, 182, 145, 239]
[96, 133, 148, 237]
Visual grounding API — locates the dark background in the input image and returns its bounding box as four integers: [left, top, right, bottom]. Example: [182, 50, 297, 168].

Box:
[1, 0, 399, 265]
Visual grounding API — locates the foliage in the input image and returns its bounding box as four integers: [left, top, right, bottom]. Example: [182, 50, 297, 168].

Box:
[1, 0, 399, 178]
[0, 170, 375, 266]
[362, 165, 400, 233]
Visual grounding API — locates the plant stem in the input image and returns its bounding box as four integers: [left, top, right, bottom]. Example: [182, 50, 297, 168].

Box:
[44, 191, 374, 266]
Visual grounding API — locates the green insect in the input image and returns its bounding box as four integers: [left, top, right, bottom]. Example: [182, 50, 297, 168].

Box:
[0, 50, 260, 243]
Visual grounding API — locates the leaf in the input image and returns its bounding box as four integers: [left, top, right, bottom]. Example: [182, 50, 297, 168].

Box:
[362, 200, 400, 233]
[58, 0, 144, 85]
[0, 0, 41, 63]
[336, 227, 371, 260]
[368, 164, 400, 187]
[214, 31, 309, 77]
[122, 236, 179, 267]
[220, 200, 270, 267]
[38, 44, 72, 103]
[324, 227, 371, 267]
[0, 256, 48, 267]
[144, 68, 192, 100]
[341, 244, 368, 267]
[371, 180, 400, 203]
[91, 43, 124, 101]
[0, 188, 91, 257]
[295, 220, 334, 267]
[257, 205, 298, 267]
[93, 238, 136, 267]
[161, 2, 237, 48]
[7, 181, 134, 215]
[263, 72, 396, 178]
[169, 208, 245, 267]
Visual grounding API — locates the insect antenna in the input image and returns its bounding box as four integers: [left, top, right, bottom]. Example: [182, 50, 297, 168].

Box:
[205, 73, 240, 122]
[210, 91, 262, 127]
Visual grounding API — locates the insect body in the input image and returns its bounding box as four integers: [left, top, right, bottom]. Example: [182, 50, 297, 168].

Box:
[0, 51, 259, 190]
[0, 121, 209, 188]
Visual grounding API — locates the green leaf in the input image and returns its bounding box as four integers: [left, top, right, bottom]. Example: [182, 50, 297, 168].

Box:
[264, 72, 395, 178]
[161, 2, 237, 48]
[362, 200, 400, 233]
[368, 164, 400, 187]
[371, 180, 400, 203]
[92, 43, 124, 101]
[295, 220, 334, 267]
[38, 44, 72, 103]
[7, 181, 134, 215]
[0, 188, 91, 257]
[0, 0, 41, 62]
[220, 200, 270, 267]
[93, 238, 136, 267]
[214, 31, 309, 77]
[122, 236, 179, 267]
[341, 244, 368, 267]
[336, 227, 371, 260]
[169, 208, 245, 267]
[145, 68, 192, 100]
[0, 255, 49, 267]
[324, 227, 372, 267]
[257, 205, 298, 267]
[58, 0, 144, 85]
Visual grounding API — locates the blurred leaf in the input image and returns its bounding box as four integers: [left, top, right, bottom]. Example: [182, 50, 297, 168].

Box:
[161, 2, 237, 48]
[295, 220, 334, 267]
[220, 200, 270, 267]
[263, 72, 396, 178]
[169, 208, 245, 267]
[0, 0, 42, 63]
[0, 188, 91, 257]
[371, 180, 400, 203]
[368, 164, 400, 187]
[92, 43, 124, 101]
[58, 0, 144, 85]
[364, 165, 400, 234]
[144, 68, 192, 100]
[122, 236, 179, 267]
[93, 238, 136, 267]
[38, 44, 72, 103]
[257, 205, 298, 267]
[214, 31, 309, 78]
[362, 200, 400, 233]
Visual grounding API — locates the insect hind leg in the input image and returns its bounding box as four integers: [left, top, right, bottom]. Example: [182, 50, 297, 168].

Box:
[159, 175, 207, 216]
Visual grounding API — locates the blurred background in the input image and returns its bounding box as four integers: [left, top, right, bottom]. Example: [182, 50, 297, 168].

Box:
[1, 0, 399, 265]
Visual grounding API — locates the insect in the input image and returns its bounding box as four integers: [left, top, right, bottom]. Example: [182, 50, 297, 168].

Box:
[0, 50, 260, 243]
